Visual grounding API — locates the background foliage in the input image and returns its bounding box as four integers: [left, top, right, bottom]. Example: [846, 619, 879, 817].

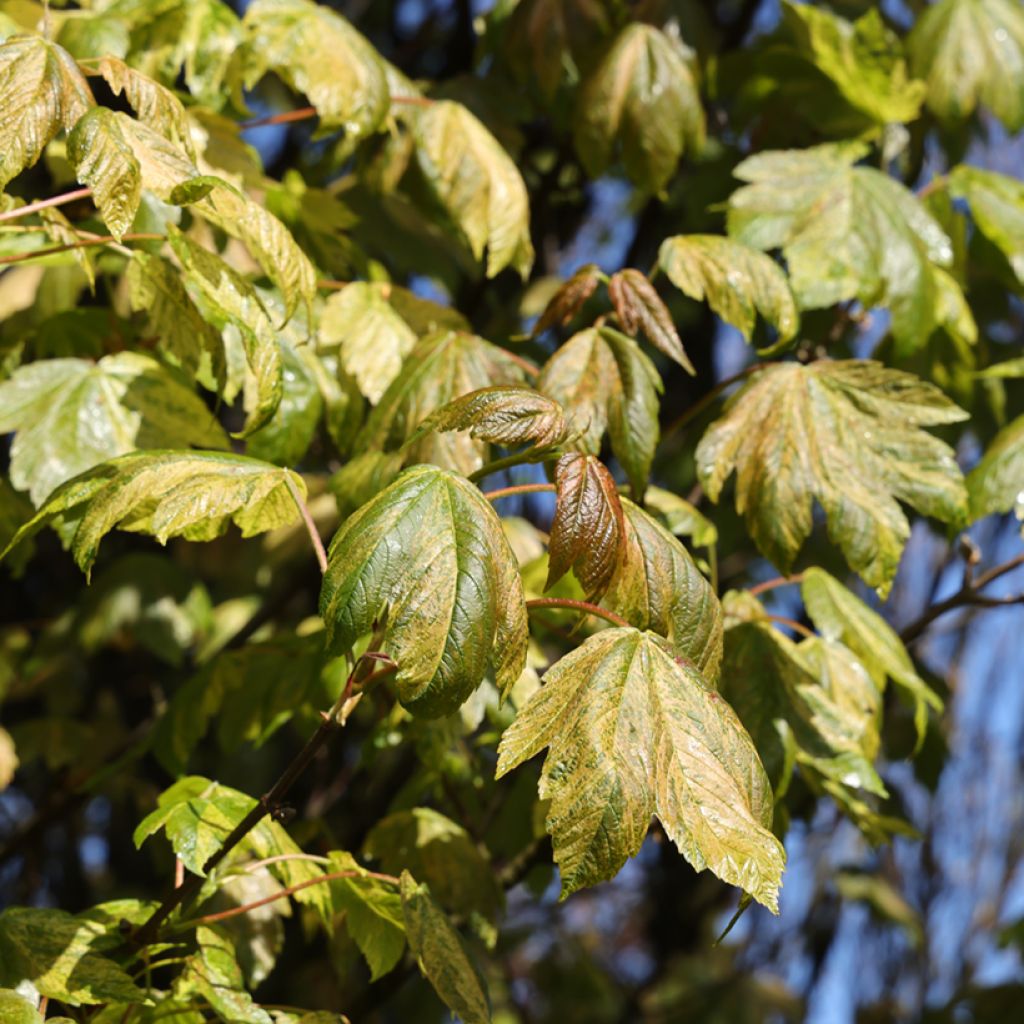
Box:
[2, 1, 1024, 1022]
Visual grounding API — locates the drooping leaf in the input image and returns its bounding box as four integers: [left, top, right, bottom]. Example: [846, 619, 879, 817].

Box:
[497, 628, 785, 909]
[908, 0, 1024, 131]
[727, 143, 966, 355]
[546, 452, 624, 600]
[319, 283, 419, 404]
[358, 330, 526, 476]
[1, 451, 307, 576]
[0, 352, 228, 505]
[0, 34, 94, 190]
[0, 908, 143, 1006]
[538, 327, 662, 498]
[400, 873, 491, 1024]
[531, 263, 602, 337]
[602, 498, 723, 681]
[949, 165, 1024, 285]
[801, 568, 943, 741]
[967, 414, 1024, 527]
[643, 486, 718, 548]
[408, 99, 534, 278]
[574, 22, 705, 194]
[319, 464, 528, 716]
[697, 361, 968, 593]
[607, 268, 695, 373]
[327, 851, 405, 981]
[407, 386, 569, 451]
[242, 0, 389, 140]
[658, 234, 799, 349]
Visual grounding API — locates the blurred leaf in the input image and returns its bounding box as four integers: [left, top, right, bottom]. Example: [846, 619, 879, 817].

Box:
[949, 165, 1024, 286]
[967, 413, 1024, 527]
[643, 485, 718, 548]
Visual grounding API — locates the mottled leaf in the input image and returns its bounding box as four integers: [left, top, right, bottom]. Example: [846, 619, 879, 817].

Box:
[658, 234, 799, 349]
[608, 268, 694, 373]
[497, 629, 785, 909]
[697, 361, 968, 593]
[574, 22, 704, 193]
[531, 263, 602, 336]
[319, 464, 528, 716]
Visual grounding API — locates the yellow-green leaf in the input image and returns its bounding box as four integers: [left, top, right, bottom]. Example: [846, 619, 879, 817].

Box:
[497, 628, 785, 910]
[967, 414, 1024, 527]
[949, 164, 1024, 285]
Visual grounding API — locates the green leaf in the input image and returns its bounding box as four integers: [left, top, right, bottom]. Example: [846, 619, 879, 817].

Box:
[319, 464, 528, 716]
[319, 283, 419, 403]
[643, 485, 718, 548]
[364, 808, 501, 921]
[658, 235, 799, 350]
[574, 22, 704, 194]
[408, 99, 534, 278]
[1, 451, 307, 576]
[400, 872, 491, 1024]
[67, 108, 142, 241]
[0, 728, 16, 792]
[0, 477, 35, 577]
[967, 414, 1024, 526]
[949, 165, 1024, 286]
[908, 0, 1024, 130]
[0, 908, 143, 1006]
[407, 386, 568, 451]
[801, 568, 943, 742]
[531, 263, 602, 337]
[546, 453, 625, 600]
[358, 330, 526, 476]
[538, 327, 662, 499]
[0, 35, 94, 190]
[607, 268, 695, 373]
[0, 989, 38, 1024]
[327, 852, 405, 981]
[242, 0, 389, 140]
[497, 628, 784, 909]
[727, 144, 966, 355]
[0, 352, 228, 505]
[603, 498, 723, 681]
[697, 361, 968, 593]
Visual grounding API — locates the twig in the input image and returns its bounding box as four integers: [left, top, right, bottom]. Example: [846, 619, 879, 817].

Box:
[0, 187, 92, 223]
[284, 474, 328, 575]
[766, 614, 816, 639]
[483, 482, 555, 502]
[526, 597, 629, 629]
[662, 364, 765, 441]
[748, 573, 805, 597]
[240, 95, 433, 130]
[0, 233, 163, 266]
[467, 448, 562, 484]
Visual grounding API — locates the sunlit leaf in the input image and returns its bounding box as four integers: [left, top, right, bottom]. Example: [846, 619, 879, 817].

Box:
[949, 164, 1024, 285]
[967, 414, 1024, 528]
[608, 268, 695, 373]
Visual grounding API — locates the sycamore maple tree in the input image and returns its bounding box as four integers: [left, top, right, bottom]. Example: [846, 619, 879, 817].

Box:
[1, 0, 1024, 1021]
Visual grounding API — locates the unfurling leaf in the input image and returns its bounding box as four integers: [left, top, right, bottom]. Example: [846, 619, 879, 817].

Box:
[0, 352, 228, 505]
[574, 22, 705, 193]
[531, 263, 602, 337]
[497, 629, 785, 909]
[727, 143, 966, 355]
[608, 268, 695, 373]
[319, 465, 528, 716]
[800, 568, 942, 742]
[697, 361, 968, 593]
[408, 99, 534, 278]
[1, 451, 308, 576]
[603, 499, 723, 681]
[547, 453, 624, 599]
[908, 0, 1024, 131]
[407, 386, 568, 451]
[400, 873, 491, 1024]
[658, 235, 799, 350]
[0, 34, 94, 190]
[538, 327, 662, 498]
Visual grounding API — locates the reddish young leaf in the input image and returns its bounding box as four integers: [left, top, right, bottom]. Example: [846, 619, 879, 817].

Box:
[608, 268, 695, 374]
[531, 263, 602, 337]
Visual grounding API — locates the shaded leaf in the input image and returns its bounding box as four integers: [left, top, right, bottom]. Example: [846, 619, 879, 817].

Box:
[574, 22, 704, 193]
[658, 234, 799, 349]
[643, 486, 718, 548]
[400, 872, 491, 1024]
[1, 451, 307, 576]
[497, 628, 785, 909]
[319, 464, 528, 716]
[0, 35, 94, 190]
[908, 0, 1024, 131]
[547, 452, 624, 599]
[531, 263, 602, 336]
[967, 413, 1024, 527]
[0, 352, 228, 505]
[608, 268, 694, 373]
[697, 361, 968, 593]
[949, 164, 1024, 285]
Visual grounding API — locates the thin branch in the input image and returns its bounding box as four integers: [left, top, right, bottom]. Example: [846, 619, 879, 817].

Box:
[901, 551, 1024, 644]
[284, 474, 328, 575]
[239, 95, 432, 130]
[662, 364, 766, 441]
[526, 597, 629, 629]
[172, 868, 401, 931]
[483, 482, 555, 502]
[748, 573, 805, 597]
[467, 448, 562, 484]
[0, 233, 163, 266]
[500, 349, 541, 379]
[317, 278, 350, 291]
[766, 614, 816, 639]
[0, 187, 92, 224]
[243, 853, 331, 872]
